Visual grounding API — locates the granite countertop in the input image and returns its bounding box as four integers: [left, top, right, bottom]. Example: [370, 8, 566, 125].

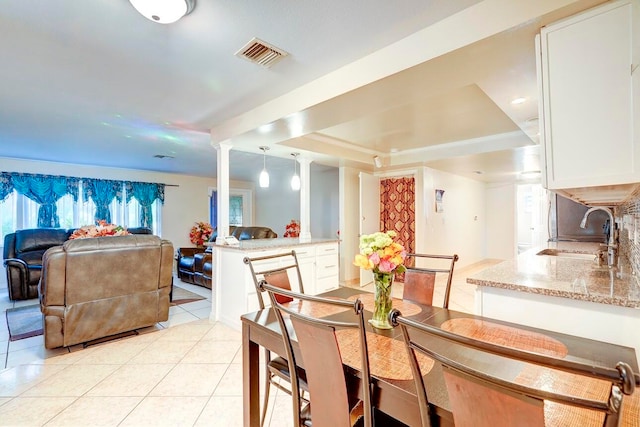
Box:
[467, 242, 640, 308]
[206, 237, 339, 251]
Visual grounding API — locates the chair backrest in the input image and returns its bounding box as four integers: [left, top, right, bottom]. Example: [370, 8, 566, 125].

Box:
[390, 310, 636, 427]
[243, 250, 304, 309]
[403, 253, 458, 308]
[261, 282, 373, 427]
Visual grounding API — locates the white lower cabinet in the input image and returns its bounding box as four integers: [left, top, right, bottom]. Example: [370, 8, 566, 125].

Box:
[213, 240, 340, 330]
[315, 243, 339, 294]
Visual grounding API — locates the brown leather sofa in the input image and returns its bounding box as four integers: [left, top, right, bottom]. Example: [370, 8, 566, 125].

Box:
[39, 234, 173, 349]
[177, 226, 277, 289]
[3, 227, 152, 301]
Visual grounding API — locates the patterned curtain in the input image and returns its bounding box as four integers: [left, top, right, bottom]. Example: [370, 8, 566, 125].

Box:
[11, 173, 79, 228]
[83, 179, 124, 223]
[0, 172, 14, 202]
[126, 181, 165, 228]
[380, 177, 416, 281]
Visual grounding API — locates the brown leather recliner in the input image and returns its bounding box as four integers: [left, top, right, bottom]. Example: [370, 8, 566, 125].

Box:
[39, 235, 173, 349]
[177, 226, 277, 289]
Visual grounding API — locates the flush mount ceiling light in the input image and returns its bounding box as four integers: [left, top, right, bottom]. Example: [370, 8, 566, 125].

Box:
[511, 97, 527, 105]
[290, 153, 300, 191]
[129, 0, 196, 24]
[259, 146, 270, 188]
[373, 156, 382, 168]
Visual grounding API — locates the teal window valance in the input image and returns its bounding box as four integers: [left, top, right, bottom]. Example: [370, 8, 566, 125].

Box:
[83, 178, 125, 224]
[125, 181, 165, 229]
[0, 172, 13, 202]
[11, 173, 80, 228]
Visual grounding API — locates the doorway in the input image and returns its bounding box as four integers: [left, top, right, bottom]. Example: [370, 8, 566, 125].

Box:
[516, 184, 549, 253]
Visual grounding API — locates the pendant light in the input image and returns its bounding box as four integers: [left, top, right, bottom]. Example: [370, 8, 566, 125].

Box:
[129, 0, 196, 24]
[259, 146, 270, 188]
[290, 153, 301, 191]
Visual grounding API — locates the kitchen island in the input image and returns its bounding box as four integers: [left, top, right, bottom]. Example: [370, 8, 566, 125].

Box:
[208, 238, 339, 330]
[468, 242, 640, 365]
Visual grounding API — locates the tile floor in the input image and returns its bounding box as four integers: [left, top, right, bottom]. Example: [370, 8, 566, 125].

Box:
[0, 260, 499, 426]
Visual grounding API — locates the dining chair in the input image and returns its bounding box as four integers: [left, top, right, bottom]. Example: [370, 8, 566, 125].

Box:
[389, 310, 637, 427]
[261, 282, 375, 427]
[244, 250, 307, 427]
[402, 253, 458, 308]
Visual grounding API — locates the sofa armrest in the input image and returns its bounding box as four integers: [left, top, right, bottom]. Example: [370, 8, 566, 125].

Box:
[177, 247, 205, 259]
[38, 246, 67, 307]
[3, 257, 29, 274]
[194, 251, 212, 271]
[160, 240, 174, 290]
[3, 258, 29, 296]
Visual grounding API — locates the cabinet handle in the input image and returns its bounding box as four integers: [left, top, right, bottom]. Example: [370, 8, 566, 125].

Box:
[324, 265, 336, 268]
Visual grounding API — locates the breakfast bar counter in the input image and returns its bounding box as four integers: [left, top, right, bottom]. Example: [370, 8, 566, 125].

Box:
[467, 242, 640, 365]
[210, 238, 340, 330]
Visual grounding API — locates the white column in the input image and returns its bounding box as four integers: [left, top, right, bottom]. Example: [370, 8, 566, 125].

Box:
[211, 140, 232, 323]
[298, 156, 313, 241]
[213, 141, 232, 241]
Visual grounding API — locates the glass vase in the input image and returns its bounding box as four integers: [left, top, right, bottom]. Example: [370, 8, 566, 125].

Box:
[368, 271, 394, 329]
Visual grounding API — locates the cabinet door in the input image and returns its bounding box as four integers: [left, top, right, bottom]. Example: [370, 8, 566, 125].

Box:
[295, 247, 316, 294]
[540, 0, 635, 189]
[315, 244, 339, 294]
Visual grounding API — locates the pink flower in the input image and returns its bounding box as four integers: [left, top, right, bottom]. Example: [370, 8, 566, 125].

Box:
[369, 252, 380, 265]
[378, 259, 394, 273]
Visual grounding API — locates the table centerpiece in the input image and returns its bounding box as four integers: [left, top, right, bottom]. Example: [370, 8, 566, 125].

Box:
[354, 230, 406, 329]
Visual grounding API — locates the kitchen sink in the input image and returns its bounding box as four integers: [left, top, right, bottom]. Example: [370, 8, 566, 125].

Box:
[536, 249, 597, 260]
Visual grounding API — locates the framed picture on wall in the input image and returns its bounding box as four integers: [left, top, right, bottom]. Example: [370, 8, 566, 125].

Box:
[435, 189, 445, 213]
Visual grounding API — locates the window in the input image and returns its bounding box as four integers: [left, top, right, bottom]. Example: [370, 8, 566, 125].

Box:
[229, 195, 243, 226]
[209, 188, 253, 228]
[0, 182, 163, 240]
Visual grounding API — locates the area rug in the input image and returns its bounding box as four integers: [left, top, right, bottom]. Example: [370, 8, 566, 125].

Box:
[171, 286, 207, 305]
[6, 304, 43, 341]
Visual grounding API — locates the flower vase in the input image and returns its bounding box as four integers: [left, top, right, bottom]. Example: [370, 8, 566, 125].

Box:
[369, 271, 394, 329]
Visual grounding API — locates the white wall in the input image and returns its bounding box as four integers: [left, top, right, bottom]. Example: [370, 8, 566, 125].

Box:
[310, 168, 339, 238]
[339, 166, 360, 283]
[254, 165, 339, 238]
[485, 182, 517, 260]
[417, 167, 486, 269]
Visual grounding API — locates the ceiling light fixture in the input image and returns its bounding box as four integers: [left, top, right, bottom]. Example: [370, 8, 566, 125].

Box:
[259, 146, 270, 188]
[290, 153, 301, 191]
[129, 0, 196, 24]
[511, 97, 527, 105]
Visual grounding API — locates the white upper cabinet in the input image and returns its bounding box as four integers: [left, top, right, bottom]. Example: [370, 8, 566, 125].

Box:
[538, 0, 638, 195]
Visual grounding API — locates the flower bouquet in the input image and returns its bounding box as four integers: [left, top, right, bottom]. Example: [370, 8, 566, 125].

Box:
[69, 220, 130, 239]
[354, 230, 406, 329]
[189, 222, 213, 247]
[284, 219, 300, 238]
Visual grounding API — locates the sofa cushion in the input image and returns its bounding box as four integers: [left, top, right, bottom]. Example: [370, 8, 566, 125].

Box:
[14, 228, 70, 256]
[235, 227, 277, 240]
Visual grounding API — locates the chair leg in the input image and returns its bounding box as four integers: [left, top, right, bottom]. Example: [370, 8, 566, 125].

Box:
[260, 378, 271, 427]
[261, 352, 272, 427]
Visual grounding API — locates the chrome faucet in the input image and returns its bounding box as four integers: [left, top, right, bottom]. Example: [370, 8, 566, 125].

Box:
[580, 207, 617, 267]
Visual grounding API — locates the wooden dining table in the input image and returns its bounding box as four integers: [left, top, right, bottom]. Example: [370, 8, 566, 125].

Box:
[240, 287, 640, 427]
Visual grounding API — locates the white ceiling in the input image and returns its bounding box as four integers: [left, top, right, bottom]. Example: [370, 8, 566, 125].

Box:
[0, 0, 606, 183]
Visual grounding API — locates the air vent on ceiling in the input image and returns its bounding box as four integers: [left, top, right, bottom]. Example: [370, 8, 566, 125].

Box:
[235, 38, 288, 68]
